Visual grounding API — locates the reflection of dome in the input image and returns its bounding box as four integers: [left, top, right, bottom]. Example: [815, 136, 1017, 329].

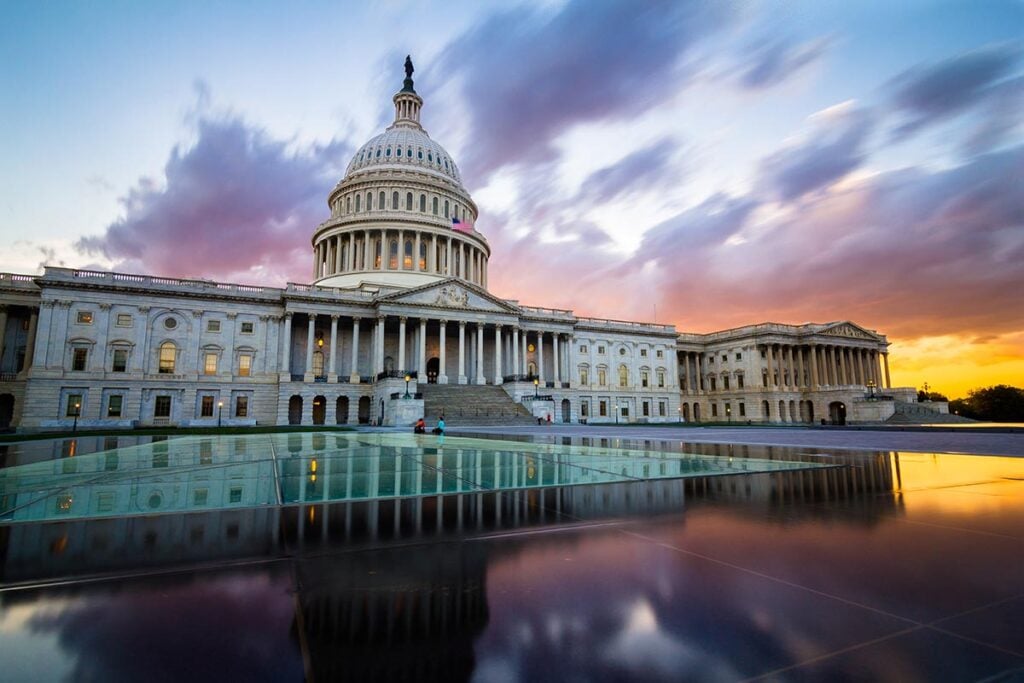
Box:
[311, 57, 488, 292]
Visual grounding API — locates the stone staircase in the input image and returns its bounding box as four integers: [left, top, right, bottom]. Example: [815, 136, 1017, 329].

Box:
[420, 384, 537, 426]
[885, 402, 974, 425]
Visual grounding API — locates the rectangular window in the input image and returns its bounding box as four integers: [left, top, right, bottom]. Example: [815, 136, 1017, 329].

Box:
[107, 395, 123, 417]
[579, 368, 588, 385]
[598, 369, 607, 386]
[200, 439, 213, 464]
[710, 377, 717, 391]
[112, 349, 128, 372]
[641, 371, 649, 388]
[597, 346, 605, 354]
[238, 355, 252, 377]
[659, 401, 667, 417]
[599, 400, 607, 417]
[722, 355, 727, 363]
[154, 395, 171, 418]
[581, 401, 589, 417]
[657, 349, 664, 358]
[621, 405, 629, 418]
[96, 492, 115, 513]
[204, 353, 218, 375]
[579, 345, 587, 353]
[229, 487, 243, 504]
[200, 396, 214, 417]
[240, 321, 254, 334]
[207, 320, 221, 333]
[76, 311, 93, 324]
[642, 402, 650, 416]
[640, 349, 647, 357]
[711, 403, 718, 417]
[194, 489, 209, 506]
[736, 352, 742, 361]
[657, 370, 665, 388]
[738, 375, 744, 389]
[66, 394, 82, 417]
[739, 402, 746, 417]
[723, 376, 730, 390]
[72, 348, 88, 371]
[235, 396, 248, 417]
[116, 313, 133, 327]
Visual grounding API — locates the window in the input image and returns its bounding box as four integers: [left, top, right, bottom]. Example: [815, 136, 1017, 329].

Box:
[598, 368, 607, 386]
[159, 342, 176, 373]
[96, 492, 115, 513]
[621, 405, 629, 418]
[235, 396, 248, 417]
[366, 192, 373, 210]
[444, 200, 449, 218]
[711, 403, 718, 417]
[403, 240, 413, 269]
[194, 489, 208, 506]
[641, 370, 649, 388]
[389, 240, 398, 269]
[619, 348, 626, 356]
[581, 401, 589, 417]
[419, 242, 427, 270]
[659, 401, 667, 417]
[393, 191, 399, 209]
[76, 311, 93, 324]
[762, 372, 769, 387]
[164, 317, 178, 330]
[374, 240, 382, 268]
[739, 402, 746, 417]
[657, 349, 664, 358]
[240, 322, 254, 334]
[116, 313, 133, 327]
[207, 320, 221, 333]
[579, 345, 588, 353]
[599, 400, 608, 417]
[204, 353, 218, 375]
[432, 197, 438, 215]
[737, 375, 744, 389]
[419, 194, 426, 212]
[736, 352, 742, 361]
[72, 347, 88, 371]
[597, 346, 605, 354]
[154, 395, 171, 418]
[355, 194, 361, 212]
[229, 487, 243, 504]
[710, 377, 717, 391]
[406, 192, 413, 210]
[640, 349, 648, 357]
[722, 355, 727, 363]
[200, 439, 213, 463]
[379, 191, 385, 209]
[619, 365, 629, 387]
[312, 350, 324, 375]
[66, 394, 82, 416]
[107, 395, 123, 417]
[346, 196, 351, 213]
[723, 376, 730, 390]
[580, 368, 589, 385]
[200, 396, 215, 417]
[657, 370, 665, 388]
[238, 355, 252, 377]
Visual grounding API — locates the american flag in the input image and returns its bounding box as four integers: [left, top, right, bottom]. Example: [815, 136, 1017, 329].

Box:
[452, 216, 474, 233]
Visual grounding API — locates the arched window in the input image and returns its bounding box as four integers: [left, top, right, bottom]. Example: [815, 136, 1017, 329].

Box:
[375, 148, 381, 158]
[379, 191, 385, 209]
[598, 367, 607, 386]
[385, 147, 391, 157]
[392, 191, 399, 210]
[312, 351, 324, 375]
[419, 194, 426, 212]
[619, 365, 629, 387]
[403, 240, 413, 269]
[579, 365, 589, 386]
[432, 197, 438, 215]
[396, 147, 402, 157]
[427, 152, 433, 162]
[388, 240, 398, 269]
[444, 200, 449, 218]
[374, 239, 382, 269]
[158, 342, 176, 374]
[419, 241, 427, 270]
[366, 192, 373, 211]
[417, 149, 423, 159]
[355, 194, 360, 212]
[346, 196, 351, 213]
[406, 192, 413, 210]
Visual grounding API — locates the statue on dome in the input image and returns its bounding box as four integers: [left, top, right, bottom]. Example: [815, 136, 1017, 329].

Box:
[404, 55, 414, 79]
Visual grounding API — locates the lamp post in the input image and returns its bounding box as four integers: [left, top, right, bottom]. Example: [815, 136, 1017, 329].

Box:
[866, 379, 876, 399]
[72, 400, 80, 433]
[404, 373, 411, 399]
[217, 400, 224, 428]
[533, 378, 539, 398]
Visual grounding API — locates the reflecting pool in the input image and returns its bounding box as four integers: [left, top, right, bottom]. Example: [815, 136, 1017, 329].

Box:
[0, 432, 1021, 681]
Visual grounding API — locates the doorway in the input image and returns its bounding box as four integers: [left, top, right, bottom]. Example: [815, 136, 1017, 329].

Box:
[312, 395, 326, 425]
[358, 396, 371, 424]
[829, 401, 847, 425]
[288, 395, 302, 425]
[426, 357, 440, 383]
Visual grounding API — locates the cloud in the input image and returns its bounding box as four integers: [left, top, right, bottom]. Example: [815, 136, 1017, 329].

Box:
[433, 0, 732, 183]
[577, 139, 681, 204]
[889, 43, 1023, 139]
[76, 115, 349, 285]
[759, 105, 873, 202]
[739, 36, 830, 89]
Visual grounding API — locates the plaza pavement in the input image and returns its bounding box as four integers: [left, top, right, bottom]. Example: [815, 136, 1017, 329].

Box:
[443, 424, 1024, 457]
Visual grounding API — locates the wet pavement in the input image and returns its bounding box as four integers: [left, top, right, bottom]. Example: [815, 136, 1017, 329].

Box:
[0, 432, 1021, 681]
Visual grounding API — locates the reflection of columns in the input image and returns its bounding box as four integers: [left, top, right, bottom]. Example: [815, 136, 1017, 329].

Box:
[328, 315, 339, 377]
[458, 321, 466, 384]
[281, 313, 293, 374]
[418, 318, 427, 375]
[475, 323, 485, 384]
[552, 334, 560, 385]
[512, 326, 520, 375]
[398, 317, 407, 372]
[305, 315, 316, 374]
[809, 345, 819, 390]
[883, 352, 891, 388]
[537, 332, 545, 383]
[494, 324, 503, 384]
[766, 344, 775, 389]
[350, 318, 360, 382]
[439, 320, 448, 383]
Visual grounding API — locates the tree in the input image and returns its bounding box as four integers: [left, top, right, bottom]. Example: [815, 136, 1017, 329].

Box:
[950, 385, 1024, 422]
[917, 390, 948, 402]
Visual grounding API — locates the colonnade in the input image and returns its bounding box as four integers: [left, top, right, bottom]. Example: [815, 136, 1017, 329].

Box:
[282, 312, 572, 385]
[679, 344, 890, 396]
[312, 228, 488, 288]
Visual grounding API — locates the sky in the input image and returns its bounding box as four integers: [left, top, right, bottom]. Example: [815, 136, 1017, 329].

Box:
[1, 0, 1022, 399]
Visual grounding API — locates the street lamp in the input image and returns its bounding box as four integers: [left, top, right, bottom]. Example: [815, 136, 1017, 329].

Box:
[866, 379, 876, 398]
[72, 400, 81, 433]
[217, 400, 224, 428]
[533, 378, 539, 398]
[404, 373, 411, 398]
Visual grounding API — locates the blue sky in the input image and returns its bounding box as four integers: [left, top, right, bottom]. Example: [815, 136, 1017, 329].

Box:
[1, 0, 1022, 395]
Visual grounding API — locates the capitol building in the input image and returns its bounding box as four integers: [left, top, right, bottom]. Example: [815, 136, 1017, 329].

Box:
[0, 60, 916, 431]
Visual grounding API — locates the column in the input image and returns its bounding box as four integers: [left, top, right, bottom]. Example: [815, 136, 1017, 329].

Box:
[418, 318, 427, 375]
[829, 346, 838, 386]
[766, 344, 775, 389]
[439, 320, 448, 384]
[431, 234, 438, 273]
[348, 233, 355, 271]
[809, 345, 819, 389]
[328, 315, 339, 378]
[521, 329, 528, 376]
[512, 326, 520, 375]
[684, 353, 693, 394]
[537, 332, 545, 384]
[458, 321, 466, 384]
[398, 317, 407, 373]
[23, 308, 39, 371]
[0, 306, 7, 369]
[350, 318, 361, 382]
[475, 324, 485, 384]
[375, 316, 385, 375]
[494, 324, 503, 384]
[786, 345, 795, 390]
[855, 349, 865, 385]
[446, 238, 453, 277]
[552, 334, 560, 386]
[461, 243, 467, 279]
[796, 346, 805, 389]
[364, 230, 371, 270]
[883, 352, 891, 388]
[414, 233, 421, 272]
[280, 313, 293, 374]
[305, 315, 316, 376]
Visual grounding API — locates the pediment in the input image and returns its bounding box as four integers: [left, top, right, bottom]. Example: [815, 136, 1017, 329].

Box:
[378, 279, 521, 314]
[818, 321, 881, 341]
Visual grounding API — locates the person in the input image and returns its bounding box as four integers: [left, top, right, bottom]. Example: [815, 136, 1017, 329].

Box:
[546, 413, 552, 424]
[414, 417, 426, 434]
[432, 415, 446, 435]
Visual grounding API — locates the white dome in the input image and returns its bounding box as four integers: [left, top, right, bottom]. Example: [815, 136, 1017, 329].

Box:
[344, 127, 464, 186]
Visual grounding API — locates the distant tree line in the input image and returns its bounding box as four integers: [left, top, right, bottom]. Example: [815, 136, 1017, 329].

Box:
[948, 385, 1024, 422]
